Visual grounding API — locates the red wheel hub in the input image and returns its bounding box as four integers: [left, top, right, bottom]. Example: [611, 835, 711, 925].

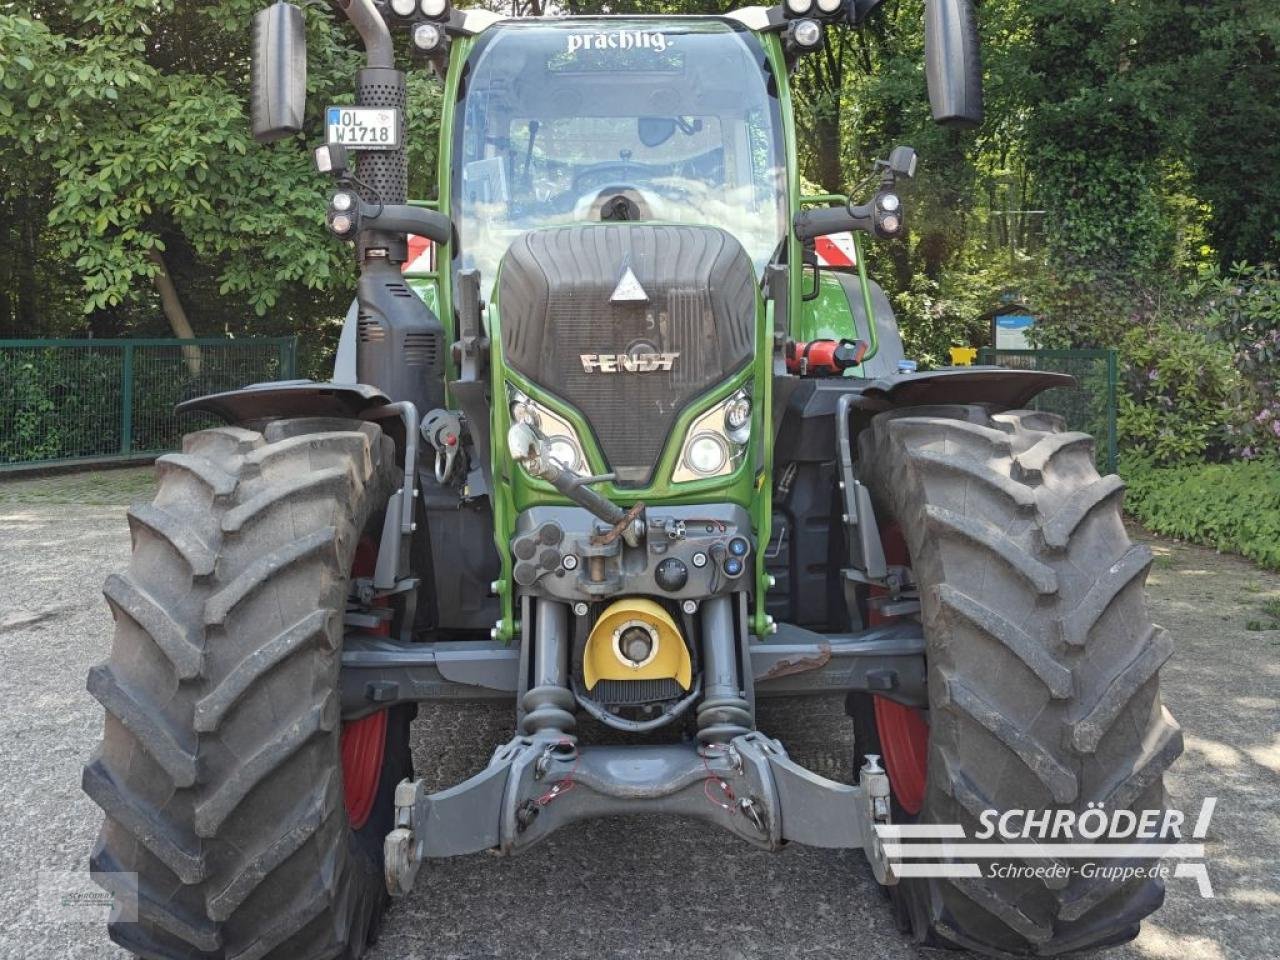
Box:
[867, 522, 929, 815]
[341, 537, 390, 830]
[341, 711, 388, 830]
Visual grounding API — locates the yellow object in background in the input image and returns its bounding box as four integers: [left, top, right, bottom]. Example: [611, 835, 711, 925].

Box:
[584, 598, 692, 690]
[949, 346, 978, 366]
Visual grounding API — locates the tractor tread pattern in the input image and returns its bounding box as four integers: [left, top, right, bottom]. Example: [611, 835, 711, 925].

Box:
[203, 528, 339, 627]
[935, 584, 1073, 698]
[925, 506, 1058, 595]
[862, 404, 1181, 956]
[194, 694, 337, 838]
[1058, 545, 1153, 648]
[937, 670, 1079, 804]
[87, 663, 200, 787]
[127, 503, 217, 577]
[1041, 474, 1126, 549]
[222, 468, 353, 534]
[1072, 625, 1174, 752]
[194, 610, 331, 734]
[84, 419, 399, 960]
[82, 757, 207, 884]
[102, 573, 203, 680]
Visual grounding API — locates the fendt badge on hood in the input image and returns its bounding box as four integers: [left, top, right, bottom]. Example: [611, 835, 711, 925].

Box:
[610, 266, 649, 303]
[580, 353, 680, 373]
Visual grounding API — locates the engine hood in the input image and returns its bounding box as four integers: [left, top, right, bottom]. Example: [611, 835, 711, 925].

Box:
[496, 222, 757, 486]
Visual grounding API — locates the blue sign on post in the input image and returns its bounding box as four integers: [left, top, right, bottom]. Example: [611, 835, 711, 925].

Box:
[994, 314, 1036, 350]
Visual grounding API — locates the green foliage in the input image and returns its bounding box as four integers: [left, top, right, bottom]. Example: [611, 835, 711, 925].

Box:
[1123, 458, 1280, 571]
[0, 341, 285, 463]
[887, 255, 1024, 368]
[0, 0, 1276, 436]
[1193, 262, 1280, 459]
[0, 347, 124, 462]
[1115, 318, 1240, 465]
[0, 0, 363, 338]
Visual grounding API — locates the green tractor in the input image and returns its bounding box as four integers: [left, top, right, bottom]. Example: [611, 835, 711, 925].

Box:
[85, 1, 1182, 957]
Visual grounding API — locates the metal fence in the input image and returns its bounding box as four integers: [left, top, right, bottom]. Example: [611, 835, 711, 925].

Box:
[979, 347, 1118, 474]
[0, 338, 297, 469]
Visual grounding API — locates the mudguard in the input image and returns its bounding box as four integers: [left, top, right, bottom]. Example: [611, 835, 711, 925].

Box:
[175, 380, 390, 424]
[854, 366, 1073, 411]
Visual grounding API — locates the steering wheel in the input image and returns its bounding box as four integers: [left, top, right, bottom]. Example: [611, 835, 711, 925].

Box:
[580, 186, 654, 221]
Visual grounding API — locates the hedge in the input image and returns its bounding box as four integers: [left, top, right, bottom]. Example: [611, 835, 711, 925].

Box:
[1123, 458, 1280, 570]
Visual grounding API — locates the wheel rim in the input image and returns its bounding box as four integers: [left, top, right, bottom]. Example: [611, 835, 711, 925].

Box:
[342, 536, 389, 831]
[868, 521, 929, 815]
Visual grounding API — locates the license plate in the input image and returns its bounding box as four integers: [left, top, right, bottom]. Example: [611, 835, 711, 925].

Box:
[326, 106, 401, 150]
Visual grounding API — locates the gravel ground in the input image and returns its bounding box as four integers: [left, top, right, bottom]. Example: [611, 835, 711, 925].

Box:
[0, 469, 1276, 960]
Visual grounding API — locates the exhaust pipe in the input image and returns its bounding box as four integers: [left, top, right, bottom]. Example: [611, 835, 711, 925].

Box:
[335, 0, 394, 68]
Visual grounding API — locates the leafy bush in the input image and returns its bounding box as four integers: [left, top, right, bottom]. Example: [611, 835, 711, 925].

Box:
[1116, 319, 1241, 464]
[888, 254, 1027, 369]
[1191, 262, 1280, 458]
[1123, 458, 1280, 570]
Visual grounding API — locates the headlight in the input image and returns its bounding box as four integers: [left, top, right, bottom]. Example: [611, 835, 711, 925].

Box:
[815, 0, 843, 14]
[510, 400, 540, 428]
[724, 391, 752, 444]
[546, 435, 583, 473]
[390, 0, 417, 16]
[685, 434, 729, 476]
[785, 0, 814, 14]
[420, 0, 449, 17]
[673, 388, 751, 483]
[507, 387, 588, 477]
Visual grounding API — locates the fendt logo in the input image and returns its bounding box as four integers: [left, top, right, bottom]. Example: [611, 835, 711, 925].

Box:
[580, 353, 679, 373]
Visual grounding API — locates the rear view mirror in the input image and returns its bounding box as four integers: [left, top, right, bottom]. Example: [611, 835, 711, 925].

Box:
[924, 0, 984, 128]
[887, 146, 917, 179]
[251, 2, 308, 143]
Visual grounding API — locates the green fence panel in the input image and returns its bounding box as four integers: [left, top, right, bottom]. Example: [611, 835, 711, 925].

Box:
[0, 337, 298, 468]
[978, 347, 1118, 474]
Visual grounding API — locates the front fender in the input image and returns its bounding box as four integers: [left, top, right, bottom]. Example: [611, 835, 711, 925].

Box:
[854, 366, 1073, 411]
[175, 380, 390, 424]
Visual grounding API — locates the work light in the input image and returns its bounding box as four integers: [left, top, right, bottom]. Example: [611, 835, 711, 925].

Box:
[420, 0, 448, 18]
[785, 0, 815, 14]
[724, 392, 752, 444]
[390, 0, 416, 17]
[790, 19, 823, 49]
[412, 22, 444, 52]
[816, 0, 843, 14]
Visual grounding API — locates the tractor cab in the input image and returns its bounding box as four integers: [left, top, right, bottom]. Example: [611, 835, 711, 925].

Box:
[452, 19, 787, 289]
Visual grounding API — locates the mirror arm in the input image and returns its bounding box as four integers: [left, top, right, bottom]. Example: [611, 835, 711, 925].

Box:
[358, 201, 452, 246]
[335, 0, 395, 69]
[793, 204, 874, 242]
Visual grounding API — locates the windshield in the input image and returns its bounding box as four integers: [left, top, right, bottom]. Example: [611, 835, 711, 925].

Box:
[452, 19, 787, 291]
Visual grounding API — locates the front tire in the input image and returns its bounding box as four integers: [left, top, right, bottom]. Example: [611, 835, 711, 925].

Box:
[84, 418, 407, 960]
[859, 405, 1183, 956]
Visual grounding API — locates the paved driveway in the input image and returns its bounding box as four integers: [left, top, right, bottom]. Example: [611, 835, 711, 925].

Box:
[1, 470, 1276, 959]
